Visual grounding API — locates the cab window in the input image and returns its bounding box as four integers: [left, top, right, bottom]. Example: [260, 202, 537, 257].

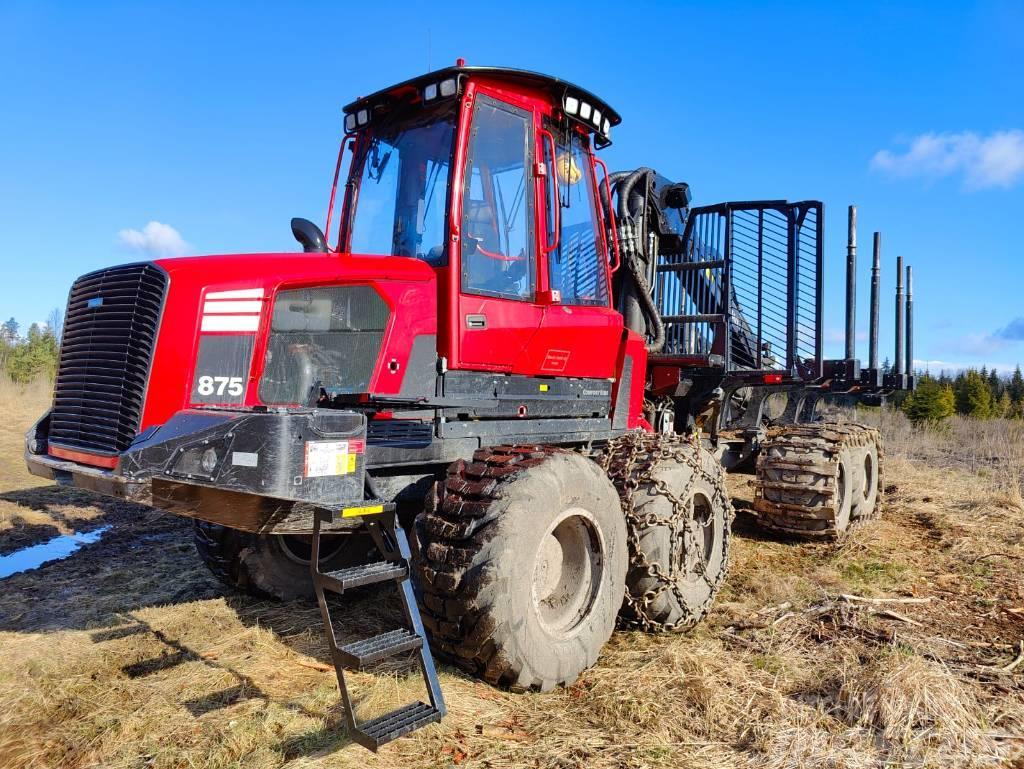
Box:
[347, 102, 456, 264]
[460, 95, 535, 301]
[543, 128, 609, 306]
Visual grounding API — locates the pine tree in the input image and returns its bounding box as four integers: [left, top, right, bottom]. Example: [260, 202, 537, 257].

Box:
[5, 326, 58, 382]
[0, 317, 18, 342]
[903, 375, 956, 424]
[956, 370, 993, 418]
[987, 368, 1002, 402]
[997, 390, 1012, 418]
[1010, 365, 1024, 405]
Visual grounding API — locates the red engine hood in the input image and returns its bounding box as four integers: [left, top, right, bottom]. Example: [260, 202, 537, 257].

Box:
[141, 252, 438, 430]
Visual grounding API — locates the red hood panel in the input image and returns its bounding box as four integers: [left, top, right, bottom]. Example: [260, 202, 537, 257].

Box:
[141, 252, 437, 430]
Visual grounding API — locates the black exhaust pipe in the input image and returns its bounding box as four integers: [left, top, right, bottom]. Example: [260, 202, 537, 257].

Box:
[905, 264, 913, 378]
[845, 205, 857, 360]
[869, 232, 880, 370]
[894, 255, 905, 377]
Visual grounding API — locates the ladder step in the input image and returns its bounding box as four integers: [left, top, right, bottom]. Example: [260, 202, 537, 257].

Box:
[355, 702, 443, 750]
[318, 560, 407, 592]
[337, 628, 423, 669]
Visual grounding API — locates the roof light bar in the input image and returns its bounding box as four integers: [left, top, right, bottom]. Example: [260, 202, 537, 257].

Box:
[562, 94, 613, 146]
[423, 77, 459, 103]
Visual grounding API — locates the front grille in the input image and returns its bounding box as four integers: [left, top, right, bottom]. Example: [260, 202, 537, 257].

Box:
[49, 263, 168, 456]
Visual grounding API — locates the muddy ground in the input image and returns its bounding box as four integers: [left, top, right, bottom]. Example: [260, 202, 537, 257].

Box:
[1, 384, 1022, 768]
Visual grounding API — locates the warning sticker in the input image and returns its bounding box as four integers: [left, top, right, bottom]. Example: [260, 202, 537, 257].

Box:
[304, 440, 358, 478]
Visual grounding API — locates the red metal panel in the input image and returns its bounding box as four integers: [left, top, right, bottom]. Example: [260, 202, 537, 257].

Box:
[145, 253, 436, 429]
[520, 305, 622, 378]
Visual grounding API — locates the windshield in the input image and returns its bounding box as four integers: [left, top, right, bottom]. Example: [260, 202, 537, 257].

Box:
[346, 102, 456, 265]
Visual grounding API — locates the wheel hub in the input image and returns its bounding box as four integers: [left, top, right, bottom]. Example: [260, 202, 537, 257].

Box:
[676, 492, 716, 583]
[532, 508, 604, 637]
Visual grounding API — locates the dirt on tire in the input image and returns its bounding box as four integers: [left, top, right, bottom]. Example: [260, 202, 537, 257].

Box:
[413, 445, 628, 692]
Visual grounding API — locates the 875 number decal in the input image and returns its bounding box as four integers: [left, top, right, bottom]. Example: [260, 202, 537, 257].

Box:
[196, 376, 245, 397]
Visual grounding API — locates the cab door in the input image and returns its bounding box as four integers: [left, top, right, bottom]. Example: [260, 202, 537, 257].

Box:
[455, 89, 544, 372]
[524, 127, 623, 378]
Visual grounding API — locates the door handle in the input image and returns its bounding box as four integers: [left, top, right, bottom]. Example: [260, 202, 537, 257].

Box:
[465, 314, 487, 329]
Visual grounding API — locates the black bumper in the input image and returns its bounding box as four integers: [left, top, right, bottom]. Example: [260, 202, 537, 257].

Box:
[25, 408, 373, 534]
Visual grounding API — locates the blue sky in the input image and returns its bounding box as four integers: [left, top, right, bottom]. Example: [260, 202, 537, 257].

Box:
[1, 1, 1022, 372]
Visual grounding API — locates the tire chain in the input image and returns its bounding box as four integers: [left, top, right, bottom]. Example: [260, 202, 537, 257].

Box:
[753, 422, 884, 541]
[598, 431, 733, 633]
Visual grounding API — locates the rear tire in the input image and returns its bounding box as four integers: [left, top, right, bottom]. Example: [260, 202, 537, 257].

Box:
[414, 446, 628, 692]
[192, 521, 373, 600]
[754, 423, 881, 539]
[602, 434, 732, 631]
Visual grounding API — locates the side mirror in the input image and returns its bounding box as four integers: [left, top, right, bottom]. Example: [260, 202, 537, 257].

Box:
[291, 217, 328, 253]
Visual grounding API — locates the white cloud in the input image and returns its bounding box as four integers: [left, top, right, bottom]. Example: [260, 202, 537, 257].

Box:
[117, 221, 188, 256]
[870, 130, 1024, 190]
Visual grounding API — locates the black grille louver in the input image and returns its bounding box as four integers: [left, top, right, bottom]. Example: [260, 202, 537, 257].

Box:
[49, 263, 168, 456]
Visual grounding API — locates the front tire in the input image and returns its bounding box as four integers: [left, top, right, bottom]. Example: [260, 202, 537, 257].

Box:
[414, 446, 628, 692]
[192, 521, 373, 600]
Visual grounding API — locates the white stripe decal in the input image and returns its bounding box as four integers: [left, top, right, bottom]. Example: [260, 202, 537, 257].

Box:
[206, 288, 265, 300]
[202, 300, 263, 314]
[201, 314, 260, 332]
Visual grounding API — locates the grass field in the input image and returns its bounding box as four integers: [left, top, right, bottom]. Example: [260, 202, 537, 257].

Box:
[0, 379, 1022, 768]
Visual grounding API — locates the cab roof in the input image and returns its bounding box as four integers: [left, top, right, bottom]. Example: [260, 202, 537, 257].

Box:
[343, 65, 621, 147]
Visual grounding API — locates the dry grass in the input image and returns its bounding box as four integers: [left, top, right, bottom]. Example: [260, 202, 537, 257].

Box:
[0, 375, 111, 554]
[1, 388, 1023, 768]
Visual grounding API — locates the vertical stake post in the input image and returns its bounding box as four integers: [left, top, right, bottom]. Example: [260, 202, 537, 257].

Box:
[845, 205, 857, 360]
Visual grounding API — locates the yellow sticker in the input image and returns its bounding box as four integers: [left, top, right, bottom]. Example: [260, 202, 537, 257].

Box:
[341, 504, 385, 518]
[346, 453, 357, 473]
[539, 384, 550, 392]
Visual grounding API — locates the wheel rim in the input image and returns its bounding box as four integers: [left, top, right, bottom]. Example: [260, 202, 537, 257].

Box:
[677, 492, 718, 583]
[277, 534, 347, 566]
[837, 463, 849, 512]
[862, 453, 874, 500]
[532, 507, 605, 637]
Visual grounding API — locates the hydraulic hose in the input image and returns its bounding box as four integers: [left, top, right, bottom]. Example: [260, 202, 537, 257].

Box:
[609, 167, 665, 354]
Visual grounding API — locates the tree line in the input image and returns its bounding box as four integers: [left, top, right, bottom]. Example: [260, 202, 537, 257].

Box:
[0, 313, 62, 383]
[901, 366, 1024, 424]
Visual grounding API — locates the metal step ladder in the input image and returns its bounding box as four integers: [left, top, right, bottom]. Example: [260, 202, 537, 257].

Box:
[311, 504, 446, 751]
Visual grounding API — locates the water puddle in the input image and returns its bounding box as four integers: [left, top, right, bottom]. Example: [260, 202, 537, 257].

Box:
[0, 526, 111, 579]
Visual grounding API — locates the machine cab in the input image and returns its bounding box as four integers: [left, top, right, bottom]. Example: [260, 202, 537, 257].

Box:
[328, 64, 625, 380]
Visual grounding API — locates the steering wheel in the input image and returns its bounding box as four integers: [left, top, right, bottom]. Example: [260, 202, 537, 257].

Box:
[466, 234, 525, 262]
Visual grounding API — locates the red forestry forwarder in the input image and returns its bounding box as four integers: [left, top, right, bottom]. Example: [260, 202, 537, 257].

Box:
[26, 62, 915, 749]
